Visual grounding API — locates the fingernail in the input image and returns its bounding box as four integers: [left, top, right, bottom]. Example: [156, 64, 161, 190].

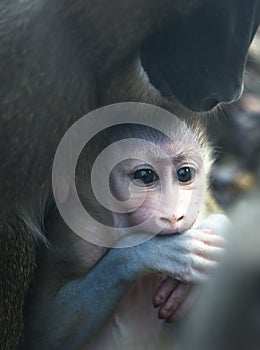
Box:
[153, 302, 160, 308]
[153, 297, 163, 307]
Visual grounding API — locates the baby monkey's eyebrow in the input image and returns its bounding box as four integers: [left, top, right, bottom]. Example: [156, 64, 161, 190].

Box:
[170, 150, 204, 165]
[134, 144, 205, 167]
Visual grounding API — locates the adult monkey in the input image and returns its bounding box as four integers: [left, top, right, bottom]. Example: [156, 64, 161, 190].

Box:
[0, 0, 259, 349]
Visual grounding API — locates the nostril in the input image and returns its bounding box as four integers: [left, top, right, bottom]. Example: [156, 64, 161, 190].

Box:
[160, 214, 184, 224]
[202, 83, 244, 110]
[177, 215, 184, 222]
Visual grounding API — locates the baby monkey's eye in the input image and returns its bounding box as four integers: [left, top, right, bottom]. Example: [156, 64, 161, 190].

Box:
[132, 169, 159, 185]
[176, 167, 196, 183]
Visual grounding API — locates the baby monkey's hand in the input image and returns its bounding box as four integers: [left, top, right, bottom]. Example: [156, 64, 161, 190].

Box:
[153, 214, 230, 322]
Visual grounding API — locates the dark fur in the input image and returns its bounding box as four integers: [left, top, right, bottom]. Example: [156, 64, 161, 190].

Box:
[0, 0, 259, 348]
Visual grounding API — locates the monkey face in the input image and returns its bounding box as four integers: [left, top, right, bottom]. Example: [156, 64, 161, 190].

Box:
[139, 0, 256, 111]
[71, 0, 260, 112]
[109, 143, 206, 235]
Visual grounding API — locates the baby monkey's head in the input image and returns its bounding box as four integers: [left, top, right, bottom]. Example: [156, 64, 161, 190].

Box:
[80, 120, 212, 236]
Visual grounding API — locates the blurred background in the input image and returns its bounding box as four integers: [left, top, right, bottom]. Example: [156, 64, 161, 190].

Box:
[207, 29, 260, 210]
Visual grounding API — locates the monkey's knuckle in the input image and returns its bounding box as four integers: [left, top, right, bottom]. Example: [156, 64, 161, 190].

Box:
[162, 262, 172, 276]
[184, 259, 195, 283]
[159, 307, 172, 318]
[185, 240, 194, 254]
[172, 295, 182, 306]
[184, 271, 193, 284]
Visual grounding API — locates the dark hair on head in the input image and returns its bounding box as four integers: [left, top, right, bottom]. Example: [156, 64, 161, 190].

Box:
[81, 117, 213, 176]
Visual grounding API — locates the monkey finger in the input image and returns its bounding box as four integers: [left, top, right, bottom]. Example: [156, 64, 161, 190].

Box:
[153, 277, 180, 307]
[197, 214, 232, 237]
[200, 229, 214, 235]
[197, 231, 226, 247]
[177, 260, 219, 284]
[166, 286, 199, 323]
[158, 282, 191, 320]
[194, 256, 222, 276]
[195, 244, 225, 261]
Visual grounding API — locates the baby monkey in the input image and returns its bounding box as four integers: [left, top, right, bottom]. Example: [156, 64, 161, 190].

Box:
[24, 117, 227, 350]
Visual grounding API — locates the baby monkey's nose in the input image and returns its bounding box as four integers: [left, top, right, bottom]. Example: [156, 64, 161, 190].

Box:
[159, 213, 185, 234]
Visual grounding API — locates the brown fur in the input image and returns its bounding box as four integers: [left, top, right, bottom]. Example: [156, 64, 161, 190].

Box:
[0, 0, 258, 347]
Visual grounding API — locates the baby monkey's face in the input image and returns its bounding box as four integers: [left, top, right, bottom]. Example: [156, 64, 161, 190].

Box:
[109, 140, 207, 235]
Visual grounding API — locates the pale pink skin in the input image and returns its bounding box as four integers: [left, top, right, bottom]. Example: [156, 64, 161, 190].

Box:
[109, 143, 219, 322]
[152, 228, 215, 322]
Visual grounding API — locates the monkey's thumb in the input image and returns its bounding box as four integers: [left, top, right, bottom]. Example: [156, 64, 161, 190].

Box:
[197, 214, 232, 237]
